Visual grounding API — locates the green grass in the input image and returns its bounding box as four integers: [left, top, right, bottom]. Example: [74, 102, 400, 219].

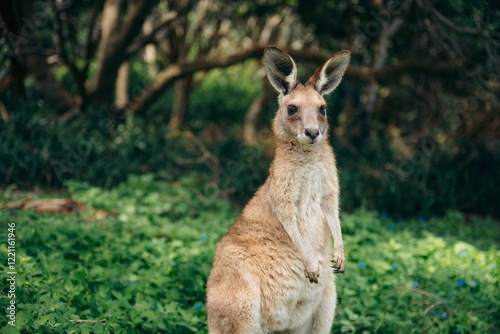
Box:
[0, 174, 498, 333]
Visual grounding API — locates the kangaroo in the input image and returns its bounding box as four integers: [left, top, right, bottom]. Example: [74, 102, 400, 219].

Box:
[206, 46, 350, 334]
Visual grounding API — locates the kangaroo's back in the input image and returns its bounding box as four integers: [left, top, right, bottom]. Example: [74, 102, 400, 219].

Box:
[207, 46, 350, 334]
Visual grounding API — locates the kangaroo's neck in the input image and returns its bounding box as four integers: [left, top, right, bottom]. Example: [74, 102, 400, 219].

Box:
[272, 137, 327, 167]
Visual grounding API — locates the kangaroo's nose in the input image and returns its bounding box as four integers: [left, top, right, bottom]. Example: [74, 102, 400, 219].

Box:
[305, 128, 319, 140]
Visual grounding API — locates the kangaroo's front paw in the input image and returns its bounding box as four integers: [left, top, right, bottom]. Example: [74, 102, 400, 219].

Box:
[305, 267, 320, 283]
[303, 261, 320, 283]
[330, 246, 345, 274]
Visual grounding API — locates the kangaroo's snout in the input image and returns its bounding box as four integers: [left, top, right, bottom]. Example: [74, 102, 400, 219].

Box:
[305, 128, 319, 140]
[298, 124, 323, 144]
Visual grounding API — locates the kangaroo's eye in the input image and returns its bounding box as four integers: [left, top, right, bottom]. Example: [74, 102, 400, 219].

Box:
[319, 105, 327, 116]
[287, 105, 298, 115]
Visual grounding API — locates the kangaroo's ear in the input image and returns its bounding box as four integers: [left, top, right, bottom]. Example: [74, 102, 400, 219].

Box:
[264, 46, 298, 95]
[308, 50, 350, 95]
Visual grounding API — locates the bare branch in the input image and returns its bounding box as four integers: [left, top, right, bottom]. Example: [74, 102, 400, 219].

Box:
[166, 129, 221, 178]
[186, 0, 213, 52]
[372, 16, 404, 70]
[126, 0, 196, 57]
[365, 0, 413, 116]
[259, 14, 284, 45]
[196, 19, 222, 57]
[430, 6, 482, 35]
[401, 286, 452, 318]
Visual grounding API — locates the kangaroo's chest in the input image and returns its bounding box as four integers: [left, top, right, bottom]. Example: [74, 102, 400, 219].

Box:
[295, 164, 329, 251]
[296, 167, 324, 217]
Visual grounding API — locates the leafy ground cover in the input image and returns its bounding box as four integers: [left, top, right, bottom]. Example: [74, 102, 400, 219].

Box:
[0, 174, 498, 333]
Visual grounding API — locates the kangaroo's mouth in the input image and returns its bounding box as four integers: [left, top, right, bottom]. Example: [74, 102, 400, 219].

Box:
[297, 133, 322, 144]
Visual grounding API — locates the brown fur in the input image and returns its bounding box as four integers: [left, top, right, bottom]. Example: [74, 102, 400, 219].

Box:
[207, 46, 350, 334]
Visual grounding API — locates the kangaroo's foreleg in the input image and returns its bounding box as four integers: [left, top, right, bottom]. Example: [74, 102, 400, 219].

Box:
[323, 193, 345, 273]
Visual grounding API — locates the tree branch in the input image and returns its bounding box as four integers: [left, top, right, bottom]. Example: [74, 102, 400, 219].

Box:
[243, 80, 273, 146]
[364, 0, 413, 117]
[82, 0, 104, 98]
[126, 46, 263, 114]
[53, 3, 86, 101]
[125, 45, 460, 115]
[91, 0, 158, 102]
[430, 5, 482, 35]
[126, 0, 196, 58]
[0, 0, 76, 113]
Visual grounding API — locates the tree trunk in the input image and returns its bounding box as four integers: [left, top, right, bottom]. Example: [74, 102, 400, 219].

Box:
[168, 76, 192, 128]
[0, 0, 76, 113]
[243, 82, 273, 145]
[358, 1, 409, 140]
[142, 15, 157, 76]
[26, 56, 77, 113]
[115, 61, 130, 109]
[91, 0, 158, 102]
[91, 0, 121, 103]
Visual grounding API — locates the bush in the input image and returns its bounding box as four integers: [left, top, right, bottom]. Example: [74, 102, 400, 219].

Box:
[336, 138, 500, 219]
[0, 102, 216, 189]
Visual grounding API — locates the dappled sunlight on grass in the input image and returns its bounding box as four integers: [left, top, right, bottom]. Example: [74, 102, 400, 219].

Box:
[338, 211, 499, 333]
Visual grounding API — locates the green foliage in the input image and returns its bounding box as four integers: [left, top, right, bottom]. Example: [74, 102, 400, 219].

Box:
[0, 174, 234, 333]
[336, 139, 500, 219]
[187, 65, 263, 130]
[1, 64, 499, 219]
[1, 0, 498, 222]
[0, 176, 498, 333]
[0, 101, 212, 188]
[336, 210, 499, 333]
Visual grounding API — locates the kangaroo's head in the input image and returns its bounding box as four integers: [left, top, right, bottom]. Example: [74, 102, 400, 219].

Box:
[264, 46, 350, 146]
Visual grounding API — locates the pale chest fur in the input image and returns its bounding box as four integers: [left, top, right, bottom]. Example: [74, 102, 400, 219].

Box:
[257, 155, 338, 331]
[294, 161, 332, 259]
[260, 164, 335, 332]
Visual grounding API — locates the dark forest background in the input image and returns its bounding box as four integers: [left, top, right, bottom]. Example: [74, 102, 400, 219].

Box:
[1, 0, 499, 219]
